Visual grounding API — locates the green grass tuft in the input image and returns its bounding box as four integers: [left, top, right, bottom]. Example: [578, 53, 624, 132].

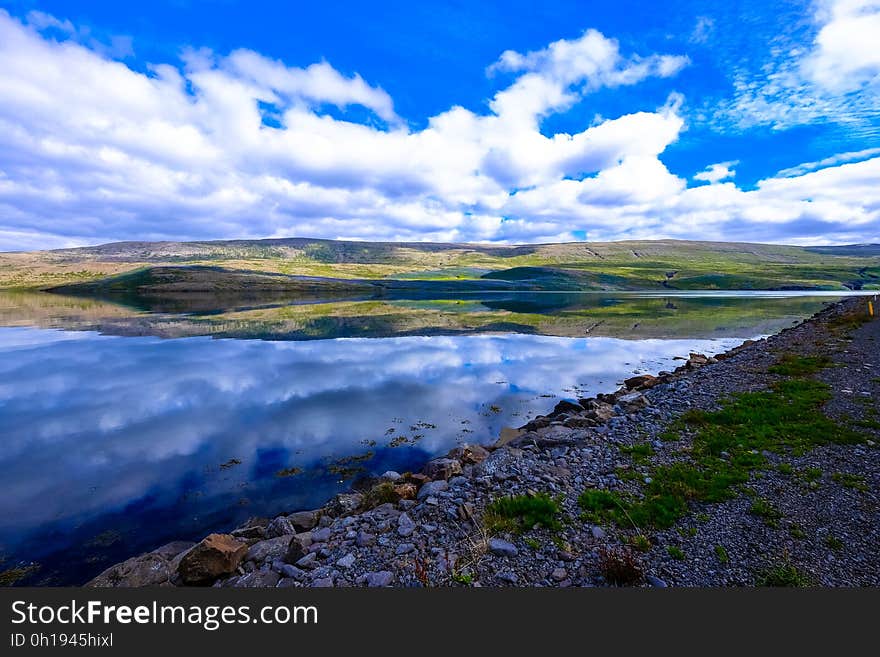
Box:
[756, 561, 813, 587]
[768, 354, 832, 377]
[749, 498, 783, 527]
[831, 472, 869, 492]
[485, 493, 562, 534]
[824, 535, 844, 552]
[666, 545, 685, 560]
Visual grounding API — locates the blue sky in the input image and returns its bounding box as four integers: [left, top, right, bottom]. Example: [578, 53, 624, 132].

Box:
[0, 0, 878, 249]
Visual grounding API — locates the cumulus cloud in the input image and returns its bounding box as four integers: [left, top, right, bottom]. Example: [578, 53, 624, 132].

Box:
[804, 0, 880, 91]
[0, 10, 877, 250]
[694, 161, 738, 184]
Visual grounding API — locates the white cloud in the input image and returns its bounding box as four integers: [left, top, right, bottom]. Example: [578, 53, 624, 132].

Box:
[804, 0, 880, 91]
[0, 10, 877, 250]
[775, 147, 880, 177]
[694, 161, 738, 184]
[25, 9, 134, 59]
[690, 16, 715, 44]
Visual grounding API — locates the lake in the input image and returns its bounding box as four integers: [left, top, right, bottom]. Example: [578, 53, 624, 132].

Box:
[0, 290, 859, 585]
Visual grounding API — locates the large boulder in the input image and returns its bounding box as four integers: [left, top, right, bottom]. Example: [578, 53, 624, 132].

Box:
[615, 391, 649, 413]
[87, 541, 194, 587]
[230, 517, 269, 541]
[422, 458, 462, 480]
[551, 399, 583, 416]
[232, 569, 281, 588]
[325, 493, 363, 517]
[687, 352, 710, 367]
[266, 516, 296, 538]
[416, 479, 448, 500]
[448, 443, 491, 465]
[563, 416, 597, 429]
[284, 533, 314, 564]
[246, 536, 293, 564]
[580, 399, 615, 422]
[287, 510, 319, 532]
[177, 534, 247, 585]
[624, 374, 659, 390]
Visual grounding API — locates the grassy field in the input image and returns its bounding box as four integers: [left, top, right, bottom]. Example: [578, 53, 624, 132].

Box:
[1, 237, 878, 291]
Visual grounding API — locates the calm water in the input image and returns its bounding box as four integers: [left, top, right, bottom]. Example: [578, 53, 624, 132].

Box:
[0, 290, 855, 584]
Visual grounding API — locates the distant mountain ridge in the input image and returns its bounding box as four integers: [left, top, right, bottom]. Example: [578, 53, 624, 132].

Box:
[38, 237, 880, 264]
[3, 238, 879, 293]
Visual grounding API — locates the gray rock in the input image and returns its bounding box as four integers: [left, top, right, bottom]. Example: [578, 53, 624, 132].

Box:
[231, 518, 269, 541]
[416, 480, 449, 500]
[295, 552, 317, 569]
[488, 538, 518, 557]
[311, 527, 332, 542]
[311, 577, 334, 587]
[395, 543, 415, 555]
[86, 541, 195, 588]
[326, 493, 363, 517]
[336, 553, 356, 569]
[423, 458, 463, 480]
[397, 512, 416, 537]
[591, 526, 606, 540]
[287, 510, 319, 532]
[551, 568, 568, 582]
[234, 569, 280, 588]
[364, 571, 395, 587]
[247, 536, 292, 564]
[380, 471, 402, 482]
[646, 575, 668, 588]
[284, 533, 312, 563]
[273, 562, 306, 580]
[356, 530, 376, 547]
[497, 571, 518, 584]
[266, 516, 296, 538]
[616, 391, 649, 412]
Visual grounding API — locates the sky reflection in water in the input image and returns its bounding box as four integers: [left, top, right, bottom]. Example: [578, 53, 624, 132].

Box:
[0, 326, 748, 583]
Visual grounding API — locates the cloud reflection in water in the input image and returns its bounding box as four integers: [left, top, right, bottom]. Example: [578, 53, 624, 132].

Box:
[0, 327, 745, 583]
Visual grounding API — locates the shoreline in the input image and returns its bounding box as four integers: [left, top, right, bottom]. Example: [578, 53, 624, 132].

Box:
[86, 294, 879, 587]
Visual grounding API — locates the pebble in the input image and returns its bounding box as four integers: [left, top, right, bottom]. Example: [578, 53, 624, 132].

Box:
[497, 571, 519, 584]
[336, 553, 356, 569]
[364, 571, 395, 587]
[295, 552, 317, 569]
[397, 513, 416, 537]
[417, 480, 449, 500]
[488, 538, 519, 557]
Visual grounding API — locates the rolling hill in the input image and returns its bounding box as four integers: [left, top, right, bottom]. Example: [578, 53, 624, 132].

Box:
[1, 237, 878, 294]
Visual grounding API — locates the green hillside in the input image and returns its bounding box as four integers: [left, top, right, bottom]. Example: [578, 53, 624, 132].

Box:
[1, 237, 878, 291]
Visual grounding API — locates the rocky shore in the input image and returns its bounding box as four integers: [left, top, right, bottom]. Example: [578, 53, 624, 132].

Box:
[89, 295, 879, 588]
